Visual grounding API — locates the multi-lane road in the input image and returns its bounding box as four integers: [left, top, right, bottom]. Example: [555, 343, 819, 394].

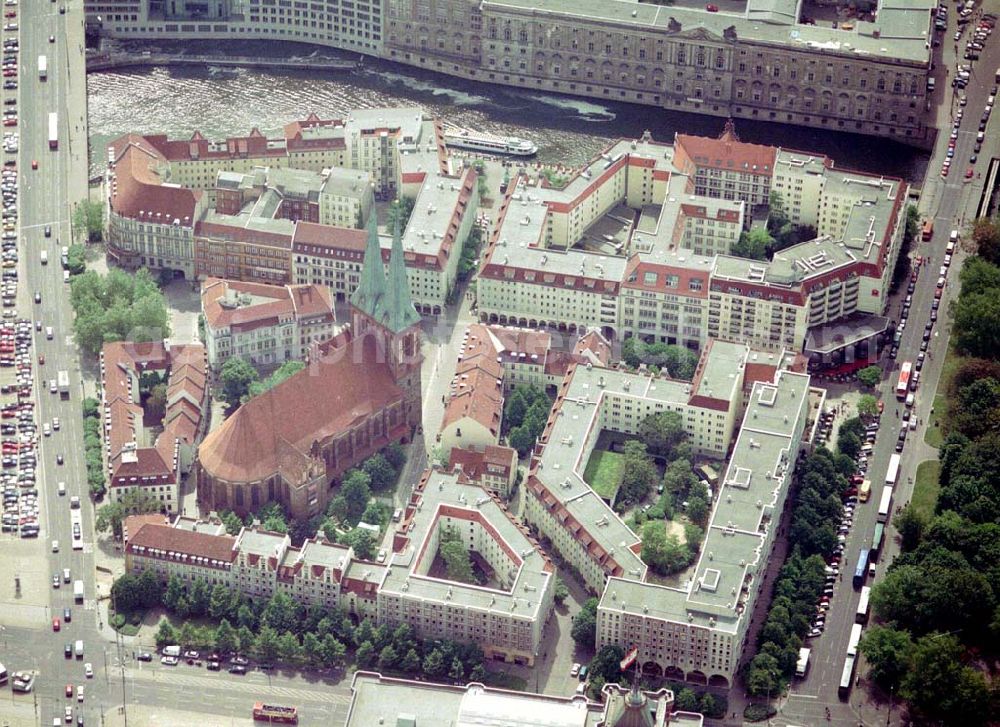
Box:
[780, 5, 1000, 725]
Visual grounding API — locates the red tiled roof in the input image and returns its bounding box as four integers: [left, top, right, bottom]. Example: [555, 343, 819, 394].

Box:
[674, 127, 777, 176]
[107, 134, 202, 224]
[291, 222, 367, 253]
[126, 522, 237, 563]
[574, 330, 612, 366]
[198, 335, 403, 484]
[202, 278, 334, 332]
[448, 445, 517, 481]
[622, 256, 710, 299]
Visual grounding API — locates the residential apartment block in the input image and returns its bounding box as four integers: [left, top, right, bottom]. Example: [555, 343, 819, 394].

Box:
[85, 0, 933, 146]
[522, 340, 759, 594]
[200, 278, 337, 369]
[105, 109, 479, 314]
[477, 129, 906, 355]
[124, 467, 554, 665]
[379, 469, 554, 665]
[100, 341, 208, 511]
[595, 369, 819, 689]
[438, 323, 613, 454]
[447, 445, 519, 499]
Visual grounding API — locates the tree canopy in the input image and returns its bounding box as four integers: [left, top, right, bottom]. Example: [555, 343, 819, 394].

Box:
[219, 357, 259, 409]
[69, 268, 171, 356]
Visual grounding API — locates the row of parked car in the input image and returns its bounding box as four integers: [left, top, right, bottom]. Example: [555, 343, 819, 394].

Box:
[158, 646, 253, 674]
[0, 318, 40, 537]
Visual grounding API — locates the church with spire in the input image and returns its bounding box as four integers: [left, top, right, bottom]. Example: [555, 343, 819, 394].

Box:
[196, 214, 423, 520]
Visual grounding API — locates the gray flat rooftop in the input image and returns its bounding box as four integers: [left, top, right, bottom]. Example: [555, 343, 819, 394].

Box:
[380, 470, 553, 619]
[345, 673, 606, 727]
[236, 528, 287, 559]
[692, 340, 749, 403]
[482, 0, 932, 63]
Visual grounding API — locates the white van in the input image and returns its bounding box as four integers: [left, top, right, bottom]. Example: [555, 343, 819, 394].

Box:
[161, 645, 181, 657]
[74, 640, 84, 658]
[949, 229, 959, 243]
[45, 326, 53, 340]
[39, 250, 47, 265]
[905, 392, 915, 408]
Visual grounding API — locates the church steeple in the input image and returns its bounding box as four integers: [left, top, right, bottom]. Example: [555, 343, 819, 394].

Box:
[381, 215, 421, 334]
[350, 212, 387, 320]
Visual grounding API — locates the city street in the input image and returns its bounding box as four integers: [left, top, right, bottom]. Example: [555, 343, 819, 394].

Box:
[776, 4, 1000, 725]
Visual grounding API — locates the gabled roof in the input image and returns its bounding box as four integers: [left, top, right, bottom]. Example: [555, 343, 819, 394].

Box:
[198, 335, 403, 484]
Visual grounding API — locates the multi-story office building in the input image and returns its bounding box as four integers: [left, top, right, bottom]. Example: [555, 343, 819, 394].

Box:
[595, 369, 819, 689]
[200, 278, 338, 369]
[105, 109, 479, 314]
[477, 129, 907, 354]
[86, 0, 933, 146]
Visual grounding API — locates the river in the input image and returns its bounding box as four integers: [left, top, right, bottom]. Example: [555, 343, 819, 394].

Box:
[86, 40, 929, 182]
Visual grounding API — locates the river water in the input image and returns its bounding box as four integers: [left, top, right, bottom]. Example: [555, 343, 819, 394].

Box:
[86, 40, 929, 182]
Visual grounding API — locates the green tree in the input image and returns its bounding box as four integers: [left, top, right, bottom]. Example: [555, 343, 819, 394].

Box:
[386, 197, 416, 230]
[857, 625, 913, 690]
[449, 656, 465, 681]
[277, 631, 301, 662]
[895, 504, 928, 552]
[65, 244, 87, 275]
[469, 663, 486, 682]
[378, 644, 398, 670]
[320, 634, 347, 669]
[214, 618, 238, 655]
[246, 361, 305, 400]
[699, 693, 719, 718]
[363, 453, 397, 492]
[257, 502, 289, 534]
[732, 227, 773, 260]
[111, 574, 141, 613]
[440, 527, 475, 584]
[163, 574, 185, 612]
[187, 578, 211, 617]
[856, 394, 880, 419]
[136, 569, 164, 609]
[857, 365, 883, 389]
[588, 644, 624, 684]
[340, 469, 372, 523]
[508, 425, 537, 457]
[553, 578, 569, 605]
[219, 357, 258, 409]
[571, 597, 598, 649]
[619, 440, 658, 506]
[384, 443, 406, 470]
[745, 652, 783, 697]
[72, 199, 105, 242]
[422, 648, 446, 677]
[261, 591, 300, 635]
[966, 218, 1000, 262]
[69, 268, 172, 355]
[254, 625, 282, 663]
[686, 495, 709, 526]
[400, 647, 421, 672]
[343, 528, 375, 560]
[219, 510, 244, 536]
[95, 488, 163, 540]
[154, 620, 176, 649]
[953, 287, 1000, 359]
[237, 625, 256, 655]
[641, 521, 693, 575]
[675, 688, 700, 712]
[902, 633, 991, 725]
[302, 632, 323, 668]
[638, 411, 687, 458]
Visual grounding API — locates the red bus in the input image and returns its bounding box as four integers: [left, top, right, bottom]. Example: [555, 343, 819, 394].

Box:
[895, 362, 912, 400]
[252, 703, 298, 724]
[921, 219, 934, 241]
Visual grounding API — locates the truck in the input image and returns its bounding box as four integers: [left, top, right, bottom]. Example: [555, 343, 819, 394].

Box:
[40, 249, 47, 265]
[795, 647, 811, 677]
[48, 112, 58, 151]
[73, 579, 84, 603]
[58, 370, 70, 399]
[38, 55, 46, 81]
